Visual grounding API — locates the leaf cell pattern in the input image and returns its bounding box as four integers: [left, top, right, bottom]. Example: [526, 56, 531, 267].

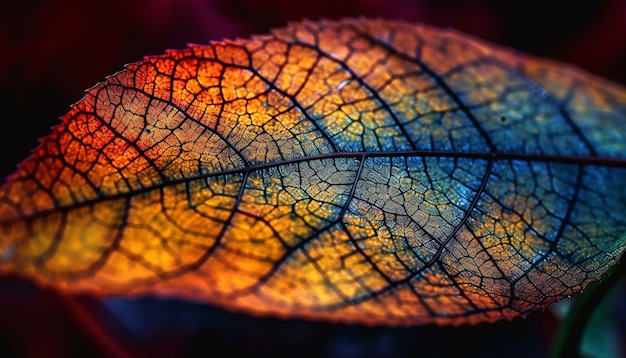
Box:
[0, 19, 625, 326]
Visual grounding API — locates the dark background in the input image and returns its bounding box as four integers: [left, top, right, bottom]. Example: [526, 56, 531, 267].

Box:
[1, 0, 625, 357]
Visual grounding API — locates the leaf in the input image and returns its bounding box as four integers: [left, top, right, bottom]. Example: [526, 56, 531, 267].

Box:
[0, 18, 625, 326]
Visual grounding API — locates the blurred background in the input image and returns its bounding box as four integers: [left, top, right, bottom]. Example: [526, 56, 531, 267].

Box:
[1, 0, 625, 357]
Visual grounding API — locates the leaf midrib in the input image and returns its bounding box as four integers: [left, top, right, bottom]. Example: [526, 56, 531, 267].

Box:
[3, 149, 625, 225]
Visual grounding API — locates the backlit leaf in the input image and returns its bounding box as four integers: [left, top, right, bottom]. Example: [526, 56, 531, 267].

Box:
[0, 18, 625, 326]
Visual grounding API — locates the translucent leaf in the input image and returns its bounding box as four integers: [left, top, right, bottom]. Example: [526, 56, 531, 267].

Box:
[1, 18, 625, 326]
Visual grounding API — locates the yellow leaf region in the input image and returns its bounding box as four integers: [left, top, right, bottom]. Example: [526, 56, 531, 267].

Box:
[1, 18, 626, 326]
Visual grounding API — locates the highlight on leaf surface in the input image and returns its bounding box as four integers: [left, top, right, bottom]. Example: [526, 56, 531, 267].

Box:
[0, 18, 625, 326]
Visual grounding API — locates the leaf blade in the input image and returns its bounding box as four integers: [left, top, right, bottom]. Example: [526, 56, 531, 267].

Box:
[1, 18, 625, 326]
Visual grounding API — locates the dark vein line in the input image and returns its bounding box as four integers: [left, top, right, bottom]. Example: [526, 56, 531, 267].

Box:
[284, 39, 419, 151]
[245, 155, 366, 291]
[4, 151, 625, 226]
[161, 170, 249, 278]
[103, 83, 251, 169]
[482, 58, 598, 156]
[330, 157, 496, 309]
[438, 51, 598, 156]
[514, 165, 586, 285]
[33, 211, 68, 266]
[222, 50, 340, 153]
[346, 24, 498, 152]
[44, 196, 132, 279]
[426, 158, 494, 266]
